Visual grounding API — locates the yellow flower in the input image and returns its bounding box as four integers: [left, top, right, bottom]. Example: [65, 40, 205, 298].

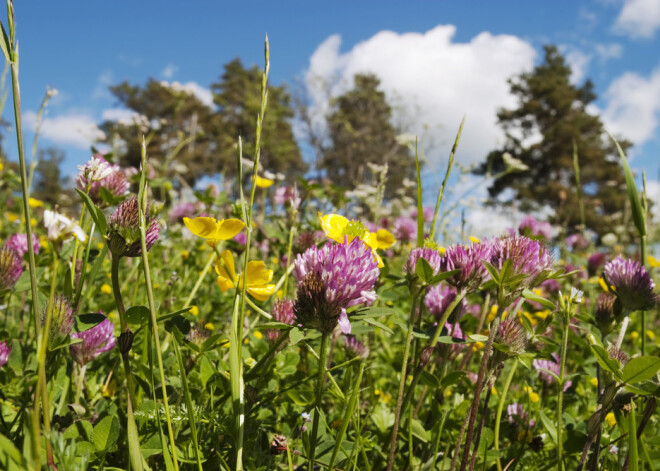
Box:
[529, 392, 540, 403]
[183, 216, 245, 247]
[245, 357, 257, 368]
[28, 197, 43, 208]
[318, 213, 384, 267]
[189, 305, 199, 316]
[205, 322, 215, 330]
[469, 236, 480, 243]
[605, 412, 616, 427]
[101, 284, 112, 294]
[631, 331, 640, 341]
[491, 386, 498, 395]
[96, 242, 105, 250]
[646, 330, 655, 340]
[438, 246, 446, 256]
[215, 250, 275, 301]
[101, 380, 117, 397]
[8, 212, 18, 223]
[648, 255, 660, 268]
[473, 341, 485, 351]
[590, 377, 599, 387]
[254, 331, 263, 340]
[375, 228, 396, 249]
[181, 250, 190, 260]
[255, 175, 275, 188]
[30, 218, 37, 227]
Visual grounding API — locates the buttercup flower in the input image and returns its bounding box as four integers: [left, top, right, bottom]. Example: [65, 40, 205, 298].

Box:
[184, 216, 245, 248]
[107, 197, 160, 257]
[215, 250, 276, 301]
[319, 213, 384, 267]
[255, 175, 275, 188]
[0, 340, 10, 367]
[603, 256, 658, 313]
[70, 316, 116, 365]
[6, 233, 40, 258]
[0, 247, 23, 291]
[44, 210, 86, 243]
[294, 237, 379, 334]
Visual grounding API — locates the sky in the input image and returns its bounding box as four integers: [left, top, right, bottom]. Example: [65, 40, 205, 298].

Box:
[4, 0, 660, 235]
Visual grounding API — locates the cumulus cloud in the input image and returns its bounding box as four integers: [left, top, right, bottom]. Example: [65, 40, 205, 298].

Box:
[305, 26, 537, 166]
[614, 0, 660, 38]
[565, 49, 591, 84]
[599, 66, 660, 144]
[594, 43, 623, 61]
[161, 63, 178, 79]
[159, 80, 214, 108]
[23, 111, 105, 149]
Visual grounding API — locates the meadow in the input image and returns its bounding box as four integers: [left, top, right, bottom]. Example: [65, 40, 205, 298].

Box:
[0, 8, 659, 471]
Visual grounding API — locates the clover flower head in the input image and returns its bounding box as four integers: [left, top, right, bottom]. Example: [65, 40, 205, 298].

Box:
[77, 155, 129, 204]
[44, 210, 86, 243]
[518, 215, 553, 240]
[108, 197, 160, 257]
[0, 247, 23, 291]
[603, 256, 658, 312]
[274, 185, 301, 209]
[0, 340, 10, 367]
[70, 316, 116, 365]
[266, 299, 296, 343]
[43, 295, 74, 346]
[533, 353, 572, 391]
[425, 284, 462, 321]
[294, 237, 379, 334]
[405, 247, 442, 278]
[6, 233, 40, 258]
[344, 335, 369, 359]
[393, 216, 417, 244]
[587, 252, 607, 277]
[491, 235, 553, 292]
[439, 241, 493, 292]
[186, 326, 212, 346]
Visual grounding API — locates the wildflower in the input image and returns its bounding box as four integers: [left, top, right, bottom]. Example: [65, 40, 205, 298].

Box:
[183, 216, 245, 248]
[77, 155, 114, 187]
[405, 247, 442, 279]
[100, 284, 112, 294]
[393, 216, 417, 244]
[375, 228, 396, 249]
[507, 403, 534, 426]
[605, 412, 616, 427]
[28, 197, 44, 208]
[44, 295, 74, 347]
[439, 241, 493, 293]
[425, 284, 465, 322]
[0, 247, 23, 291]
[266, 299, 295, 343]
[274, 185, 301, 209]
[490, 235, 553, 293]
[565, 232, 589, 250]
[318, 213, 383, 267]
[587, 252, 607, 276]
[603, 256, 658, 313]
[44, 210, 86, 243]
[189, 305, 199, 316]
[186, 326, 211, 346]
[533, 353, 571, 391]
[293, 237, 379, 334]
[255, 175, 274, 188]
[76, 155, 129, 204]
[590, 377, 599, 387]
[518, 215, 553, 240]
[344, 335, 369, 359]
[0, 340, 10, 367]
[412, 206, 434, 222]
[648, 255, 660, 268]
[215, 250, 275, 301]
[492, 318, 528, 365]
[169, 202, 196, 224]
[70, 316, 116, 365]
[270, 434, 288, 455]
[6, 233, 40, 258]
[595, 292, 616, 335]
[107, 197, 160, 257]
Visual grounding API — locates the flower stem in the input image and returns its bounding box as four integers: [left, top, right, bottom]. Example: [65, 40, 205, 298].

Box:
[494, 361, 518, 471]
[183, 251, 217, 309]
[308, 332, 329, 471]
[386, 295, 419, 471]
[557, 317, 570, 471]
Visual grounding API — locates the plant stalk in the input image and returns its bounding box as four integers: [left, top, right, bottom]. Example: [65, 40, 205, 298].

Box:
[308, 332, 329, 471]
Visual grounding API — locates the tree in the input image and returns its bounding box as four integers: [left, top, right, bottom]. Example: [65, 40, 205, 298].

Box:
[99, 79, 221, 186]
[319, 74, 415, 197]
[33, 147, 74, 206]
[478, 45, 630, 237]
[211, 58, 307, 179]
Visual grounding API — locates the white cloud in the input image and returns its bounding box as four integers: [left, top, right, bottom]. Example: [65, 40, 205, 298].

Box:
[24, 111, 105, 149]
[92, 70, 114, 101]
[305, 26, 537, 167]
[162, 63, 178, 79]
[565, 49, 591, 84]
[614, 0, 660, 38]
[600, 66, 660, 144]
[159, 80, 214, 108]
[594, 43, 623, 61]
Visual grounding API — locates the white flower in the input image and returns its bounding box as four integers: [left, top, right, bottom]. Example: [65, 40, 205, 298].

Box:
[44, 210, 86, 242]
[77, 156, 113, 185]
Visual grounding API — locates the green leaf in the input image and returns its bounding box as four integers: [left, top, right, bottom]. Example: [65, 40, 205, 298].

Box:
[125, 305, 151, 325]
[349, 306, 396, 319]
[76, 188, 107, 235]
[539, 409, 557, 445]
[0, 432, 25, 467]
[415, 257, 433, 283]
[126, 398, 144, 471]
[629, 400, 639, 471]
[75, 312, 107, 331]
[92, 415, 119, 452]
[361, 317, 394, 334]
[589, 344, 623, 381]
[623, 356, 660, 384]
[289, 327, 305, 345]
[410, 418, 429, 442]
[428, 269, 461, 285]
[482, 261, 501, 285]
[522, 289, 557, 310]
[609, 132, 645, 237]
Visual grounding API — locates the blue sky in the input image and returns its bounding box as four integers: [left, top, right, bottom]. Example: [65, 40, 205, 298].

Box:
[4, 0, 660, 233]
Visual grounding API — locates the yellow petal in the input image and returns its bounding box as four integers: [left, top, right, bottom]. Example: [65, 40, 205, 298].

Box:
[217, 276, 234, 292]
[247, 284, 276, 301]
[215, 218, 245, 240]
[319, 213, 349, 243]
[376, 228, 396, 249]
[28, 197, 44, 208]
[245, 261, 274, 286]
[374, 250, 384, 268]
[648, 255, 660, 268]
[255, 175, 275, 188]
[184, 217, 220, 239]
[215, 250, 237, 284]
[363, 232, 380, 251]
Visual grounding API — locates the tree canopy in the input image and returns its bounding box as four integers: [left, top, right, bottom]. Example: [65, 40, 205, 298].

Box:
[478, 45, 630, 237]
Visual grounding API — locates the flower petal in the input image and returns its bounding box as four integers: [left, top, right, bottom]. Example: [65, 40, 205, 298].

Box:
[338, 309, 351, 335]
[255, 176, 275, 188]
[217, 276, 235, 292]
[319, 213, 349, 244]
[215, 219, 245, 240]
[376, 228, 396, 249]
[245, 261, 274, 286]
[184, 217, 220, 239]
[247, 284, 276, 301]
[215, 250, 237, 284]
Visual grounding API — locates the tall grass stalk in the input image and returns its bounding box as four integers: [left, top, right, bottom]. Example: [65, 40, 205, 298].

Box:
[230, 35, 269, 471]
[0, 3, 45, 465]
[430, 116, 464, 241]
[138, 138, 180, 470]
[494, 361, 518, 471]
[308, 332, 329, 471]
[572, 140, 585, 229]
